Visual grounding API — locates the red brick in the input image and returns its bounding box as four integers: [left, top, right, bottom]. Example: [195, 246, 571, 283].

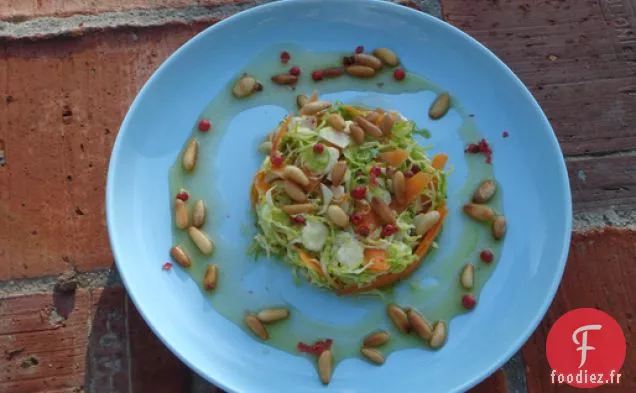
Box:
[86, 288, 130, 393]
[0, 23, 209, 280]
[127, 297, 190, 393]
[0, 0, 243, 21]
[567, 155, 636, 212]
[522, 229, 636, 392]
[469, 369, 509, 393]
[440, 0, 636, 157]
[0, 291, 90, 393]
[0, 287, 192, 392]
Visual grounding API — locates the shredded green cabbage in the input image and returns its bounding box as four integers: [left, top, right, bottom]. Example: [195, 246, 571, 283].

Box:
[250, 102, 449, 290]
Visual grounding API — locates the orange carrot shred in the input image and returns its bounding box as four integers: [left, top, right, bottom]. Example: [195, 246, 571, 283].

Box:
[337, 206, 447, 296]
[379, 150, 409, 167]
[431, 153, 448, 170]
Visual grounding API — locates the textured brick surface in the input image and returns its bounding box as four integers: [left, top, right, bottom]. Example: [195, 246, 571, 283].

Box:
[469, 369, 509, 393]
[0, 0, 243, 20]
[0, 23, 209, 281]
[0, 287, 190, 393]
[1, 0, 634, 392]
[441, 0, 636, 212]
[127, 296, 191, 393]
[0, 291, 89, 392]
[522, 228, 635, 392]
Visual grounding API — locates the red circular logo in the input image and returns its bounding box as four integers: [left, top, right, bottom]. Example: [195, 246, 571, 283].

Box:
[546, 308, 626, 388]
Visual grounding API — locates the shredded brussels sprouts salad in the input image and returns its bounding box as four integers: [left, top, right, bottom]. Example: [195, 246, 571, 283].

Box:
[250, 95, 449, 295]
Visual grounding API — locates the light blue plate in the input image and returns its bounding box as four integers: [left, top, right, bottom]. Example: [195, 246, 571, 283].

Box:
[106, 0, 572, 392]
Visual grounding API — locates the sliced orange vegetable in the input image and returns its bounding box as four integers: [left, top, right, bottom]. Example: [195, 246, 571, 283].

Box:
[364, 249, 390, 273]
[250, 171, 269, 205]
[431, 153, 448, 170]
[343, 105, 365, 117]
[379, 150, 408, 167]
[337, 206, 447, 296]
[404, 172, 433, 204]
[297, 247, 324, 277]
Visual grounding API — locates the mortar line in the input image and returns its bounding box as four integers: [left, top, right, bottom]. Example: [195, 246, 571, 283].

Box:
[0, 0, 441, 41]
[565, 148, 636, 162]
[0, 0, 272, 41]
[0, 267, 122, 297]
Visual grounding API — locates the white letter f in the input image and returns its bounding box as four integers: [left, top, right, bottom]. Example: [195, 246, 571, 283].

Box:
[572, 324, 602, 368]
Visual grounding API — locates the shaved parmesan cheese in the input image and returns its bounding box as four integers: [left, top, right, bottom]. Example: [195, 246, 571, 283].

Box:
[335, 238, 365, 270]
[302, 220, 328, 252]
[318, 184, 333, 214]
[321, 146, 341, 175]
[319, 126, 351, 148]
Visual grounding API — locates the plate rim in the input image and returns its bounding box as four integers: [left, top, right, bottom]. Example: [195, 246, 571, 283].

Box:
[106, 0, 573, 391]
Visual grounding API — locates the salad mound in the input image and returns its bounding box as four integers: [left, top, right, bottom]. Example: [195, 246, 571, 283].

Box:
[250, 95, 449, 295]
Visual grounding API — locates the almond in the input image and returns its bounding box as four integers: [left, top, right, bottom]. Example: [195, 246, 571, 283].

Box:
[203, 264, 218, 291]
[175, 199, 189, 229]
[407, 309, 433, 341]
[257, 308, 289, 323]
[282, 203, 314, 215]
[365, 111, 380, 123]
[472, 179, 497, 203]
[429, 321, 447, 349]
[414, 210, 441, 235]
[387, 304, 410, 334]
[460, 264, 474, 290]
[372, 48, 400, 67]
[346, 65, 376, 78]
[363, 331, 390, 347]
[392, 171, 406, 204]
[350, 124, 365, 144]
[187, 226, 215, 255]
[245, 313, 269, 340]
[300, 100, 331, 116]
[271, 74, 298, 85]
[327, 113, 346, 131]
[283, 165, 310, 187]
[296, 94, 308, 109]
[354, 116, 383, 138]
[429, 92, 451, 120]
[353, 53, 383, 70]
[284, 180, 307, 202]
[323, 67, 345, 78]
[380, 113, 394, 135]
[371, 196, 396, 226]
[182, 139, 198, 172]
[463, 203, 495, 222]
[330, 161, 347, 186]
[327, 205, 349, 228]
[492, 216, 507, 240]
[232, 75, 259, 98]
[318, 350, 333, 385]
[170, 245, 191, 268]
[360, 347, 384, 365]
[192, 200, 206, 228]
